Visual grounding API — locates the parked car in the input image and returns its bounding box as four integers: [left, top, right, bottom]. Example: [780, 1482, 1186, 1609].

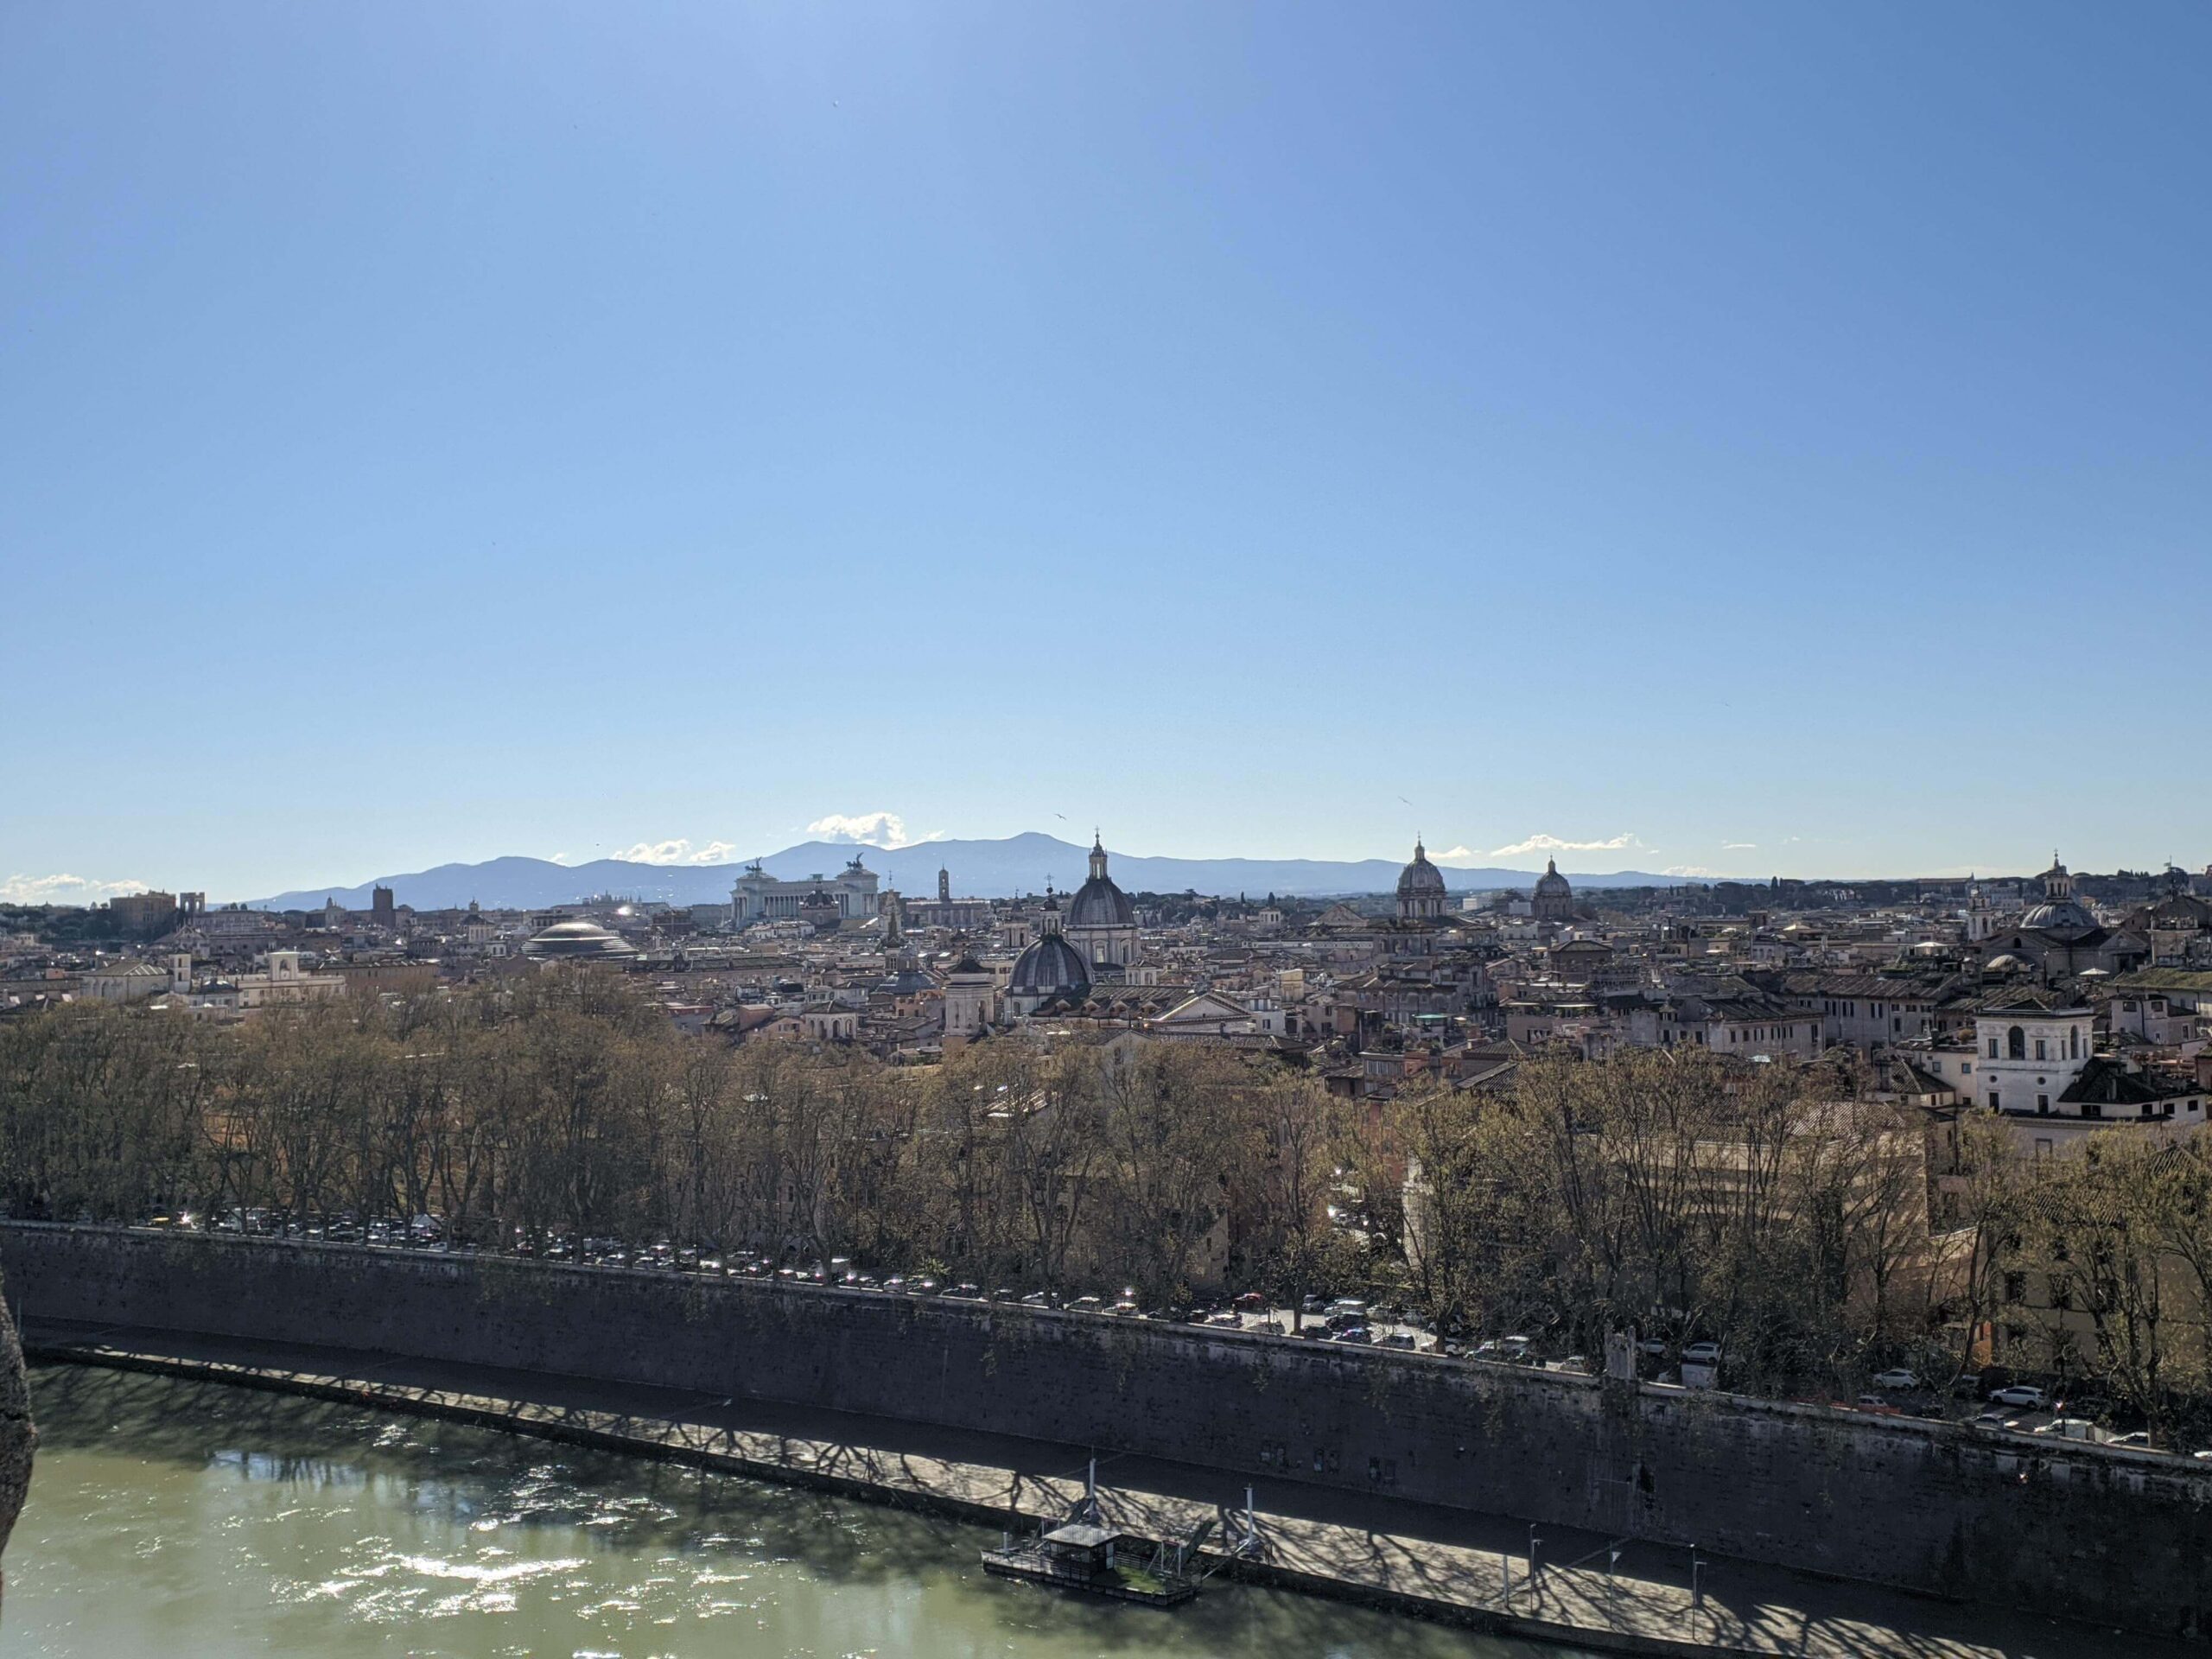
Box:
[2109, 1430, 2154, 1449]
[2032, 1418, 2101, 1442]
[1019, 1291, 1052, 1307]
[1871, 1369, 1918, 1390]
[1376, 1332, 1417, 1351]
[1682, 1341, 1722, 1364]
[1066, 1295, 1103, 1314]
[1989, 1384, 2047, 1409]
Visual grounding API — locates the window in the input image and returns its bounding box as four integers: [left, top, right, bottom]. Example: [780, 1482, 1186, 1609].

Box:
[2037, 1095, 2048, 1114]
[2069, 1027, 2080, 1059]
[1989, 1091, 2001, 1110]
[2007, 1026, 2026, 1060]
[1987, 1036, 2000, 1059]
[2034, 1038, 2046, 1061]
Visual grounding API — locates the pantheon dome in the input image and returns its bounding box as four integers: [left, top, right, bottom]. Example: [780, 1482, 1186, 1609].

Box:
[523, 918, 640, 961]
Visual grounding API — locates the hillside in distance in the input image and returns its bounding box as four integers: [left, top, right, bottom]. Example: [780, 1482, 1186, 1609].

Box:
[252, 834, 1704, 911]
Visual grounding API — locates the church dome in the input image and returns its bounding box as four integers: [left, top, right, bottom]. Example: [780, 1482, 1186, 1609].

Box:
[1534, 858, 1572, 897]
[1067, 835, 1136, 930]
[1396, 840, 1446, 899]
[1009, 934, 1090, 1002]
[1067, 874, 1135, 929]
[2019, 899, 2096, 939]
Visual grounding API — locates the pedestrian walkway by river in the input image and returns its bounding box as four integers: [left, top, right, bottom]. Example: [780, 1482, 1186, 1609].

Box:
[18, 1320, 2163, 1659]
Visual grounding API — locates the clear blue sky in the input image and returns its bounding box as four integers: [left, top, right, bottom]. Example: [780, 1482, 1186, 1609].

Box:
[5, 3, 2209, 902]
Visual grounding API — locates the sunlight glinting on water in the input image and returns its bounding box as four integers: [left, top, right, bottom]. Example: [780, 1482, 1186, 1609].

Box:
[6, 1365, 1588, 1659]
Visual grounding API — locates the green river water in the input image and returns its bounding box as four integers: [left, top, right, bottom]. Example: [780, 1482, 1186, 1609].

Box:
[2, 1364, 1583, 1658]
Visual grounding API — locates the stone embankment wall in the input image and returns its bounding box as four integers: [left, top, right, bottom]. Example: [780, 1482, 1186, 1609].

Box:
[6, 1222, 2206, 1639]
[0, 1266, 32, 1599]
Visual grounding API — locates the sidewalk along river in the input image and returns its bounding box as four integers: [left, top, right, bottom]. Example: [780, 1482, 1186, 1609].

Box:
[4, 1363, 1598, 1659]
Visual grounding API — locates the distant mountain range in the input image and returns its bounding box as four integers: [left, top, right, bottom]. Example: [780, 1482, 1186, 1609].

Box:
[252, 834, 1707, 911]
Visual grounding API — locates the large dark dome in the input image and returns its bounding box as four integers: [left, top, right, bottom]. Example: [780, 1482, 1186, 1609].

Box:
[1009, 933, 1091, 1001]
[1067, 874, 1135, 929]
[1397, 840, 1446, 899]
[1067, 835, 1135, 930]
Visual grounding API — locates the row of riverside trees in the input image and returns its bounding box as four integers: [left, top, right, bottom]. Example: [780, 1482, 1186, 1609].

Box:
[0, 977, 1349, 1313]
[3, 976, 2209, 1420]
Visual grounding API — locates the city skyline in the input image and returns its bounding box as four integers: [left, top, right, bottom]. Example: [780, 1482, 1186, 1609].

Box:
[8, 818, 2202, 915]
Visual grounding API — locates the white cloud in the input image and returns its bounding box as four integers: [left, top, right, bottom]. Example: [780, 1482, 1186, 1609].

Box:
[805, 811, 936, 849]
[0, 873, 150, 906]
[1722, 842, 1758, 851]
[1664, 865, 1719, 879]
[546, 852, 572, 866]
[1433, 845, 1478, 862]
[1488, 832, 1637, 859]
[611, 838, 743, 867]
